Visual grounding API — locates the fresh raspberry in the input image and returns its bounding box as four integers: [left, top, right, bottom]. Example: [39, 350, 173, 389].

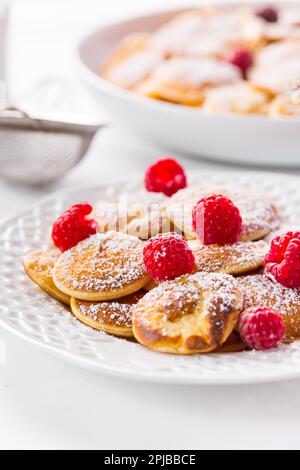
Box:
[145, 158, 187, 197]
[255, 5, 278, 23]
[192, 194, 242, 245]
[52, 203, 98, 252]
[265, 231, 300, 288]
[227, 48, 253, 77]
[143, 232, 195, 281]
[239, 307, 285, 351]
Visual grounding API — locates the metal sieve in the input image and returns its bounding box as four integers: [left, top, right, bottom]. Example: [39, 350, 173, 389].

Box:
[0, 107, 104, 185]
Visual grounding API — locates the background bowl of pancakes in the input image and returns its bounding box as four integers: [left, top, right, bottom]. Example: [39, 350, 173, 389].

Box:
[78, 2, 300, 166]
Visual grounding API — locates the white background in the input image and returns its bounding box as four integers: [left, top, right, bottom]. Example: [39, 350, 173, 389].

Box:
[1, 0, 300, 450]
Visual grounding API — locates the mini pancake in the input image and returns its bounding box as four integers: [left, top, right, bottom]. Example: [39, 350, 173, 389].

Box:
[246, 7, 300, 44]
[101, 33, 162, 90]
[149, 10, 207, 56]
[143, 240, 268, 292]
[23, 250, 70, 305]
[167, 185, 278, 241]
[203, 83, 270, 115]
[249, 41, 300, 95]
[137, 57, 241, 106]
[95, 191, 172, 240]
[126, 208, 173, 240]
[71, 291, 145, 338]
[238, 274, 300, 339]
[132, 272, 243, 355]
[53, 231, 150, 301]
[183, 9, 259, 58]
[188, 239, 268, 276]
[254, 40, 300, 71]
[268, 94, 300, 117]
[250, 61, 300, 97]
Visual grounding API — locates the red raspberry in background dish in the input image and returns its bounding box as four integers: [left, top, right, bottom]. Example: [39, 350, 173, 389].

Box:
[143, 232, 195, 282]
[52, 203, 98, 252]
[192, 194, 242, 245]
[226, 48, 253, 77]
[265, 231, 300, 288]
[255, 5, 278, 23]
[145, 158, 187, 197]
[239, 307, 285, 351]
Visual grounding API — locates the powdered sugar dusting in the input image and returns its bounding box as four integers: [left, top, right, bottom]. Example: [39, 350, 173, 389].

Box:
[134, 272, 243, 329]
[107, 50, 162, 89]
[168, 185, 279, 239]
[75, 291, 144, 327]
[77, 300, 133, 327]
[151, 57, 241, 88]
[54, 231, 147, 292]
[233, 190, 279, 236]
[240, 273, 300, 317]
[189, 240, 268, 273]
[95, 190, 170, 239]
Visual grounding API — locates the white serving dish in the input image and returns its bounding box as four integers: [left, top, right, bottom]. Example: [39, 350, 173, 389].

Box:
[77, 5, 300, 167]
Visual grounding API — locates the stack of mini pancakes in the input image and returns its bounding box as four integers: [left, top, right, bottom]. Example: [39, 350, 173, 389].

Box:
[23, 185, 300, 355]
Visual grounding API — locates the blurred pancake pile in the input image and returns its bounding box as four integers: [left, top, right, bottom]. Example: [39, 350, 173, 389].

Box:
[100, 3, 300, 117]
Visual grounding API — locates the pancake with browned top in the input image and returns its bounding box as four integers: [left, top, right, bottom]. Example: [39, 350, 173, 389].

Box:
[144, 240, 267, 292]
[132, 272, 243, 354]
[189, 239, 268, 275]
[101, 33, 163, 90]
[137, 57, 241, 106]
[167, 185, 278, 241]
[71, 291, 145, 338]
[239, 273, 300, 338]
[95, 190, 172, 239]
[53, 231, 149, 301]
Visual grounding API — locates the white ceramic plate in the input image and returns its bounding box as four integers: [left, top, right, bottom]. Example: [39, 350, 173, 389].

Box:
[77, 5, 300, 167]
[1, 170, 300, 385]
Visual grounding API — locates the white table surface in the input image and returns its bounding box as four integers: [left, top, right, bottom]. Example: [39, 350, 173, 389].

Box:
[1, 0, 300, 450]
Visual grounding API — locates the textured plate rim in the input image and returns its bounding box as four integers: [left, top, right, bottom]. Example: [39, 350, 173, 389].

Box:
[3, 320, 300, 385]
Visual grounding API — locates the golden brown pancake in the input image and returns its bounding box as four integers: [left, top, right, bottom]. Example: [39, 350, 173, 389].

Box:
[203, 83, 270, 115]
[189, 239, 268, 275]
[137, 57, 241, 106]
[132, 272, 243, 355]
[95, 191, 172, 240]
[126, 208, 173, 240]
[149, 10, 207, 57]
[167, 185, 278, 241]
[249, 41, 300, 95]
[71, 291, 145, 338]
[143, 240, 268, 292]
[101, 33, 162, 90]
[268, 94, 300, 117]
[238, 274, 300, 339]
[23, 250, 70, 305]
[53, 231, 149, 301]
